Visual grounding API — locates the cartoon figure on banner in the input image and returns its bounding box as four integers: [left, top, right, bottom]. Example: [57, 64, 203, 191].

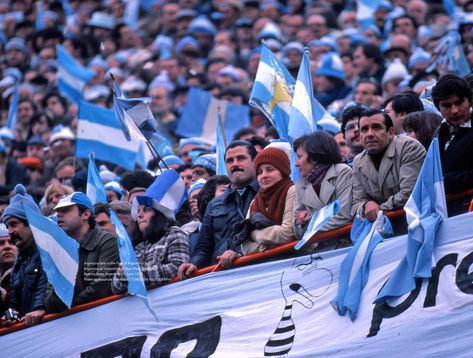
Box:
[264, 255, 333, 357]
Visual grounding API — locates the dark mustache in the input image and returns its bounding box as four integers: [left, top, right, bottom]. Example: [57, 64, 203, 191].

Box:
[231, 167, 243, 173]
[10, 234, 21, 245]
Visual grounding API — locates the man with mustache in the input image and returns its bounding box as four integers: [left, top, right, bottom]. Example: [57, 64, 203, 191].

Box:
[45, 192, 119, 312]
[352, 109, 425, 222]
[178, 141, 259, 279]
[1, 185, 47, 327]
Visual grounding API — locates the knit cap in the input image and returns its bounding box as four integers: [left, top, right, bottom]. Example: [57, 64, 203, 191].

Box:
[253, 147, 291, 177]
[3, 184, 40, 223]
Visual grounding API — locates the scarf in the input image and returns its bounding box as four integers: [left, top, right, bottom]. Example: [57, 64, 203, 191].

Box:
[250, 177, 293, 225]
[306, 163, 331, 196]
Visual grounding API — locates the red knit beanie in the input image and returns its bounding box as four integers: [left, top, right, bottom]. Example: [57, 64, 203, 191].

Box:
[253, 147, 291, 177]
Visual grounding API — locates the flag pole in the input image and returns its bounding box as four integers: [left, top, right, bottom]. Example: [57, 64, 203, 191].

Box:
[217, 106, 227, 148]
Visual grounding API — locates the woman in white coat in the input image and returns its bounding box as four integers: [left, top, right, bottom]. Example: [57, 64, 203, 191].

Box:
[293, 131, 353, 249]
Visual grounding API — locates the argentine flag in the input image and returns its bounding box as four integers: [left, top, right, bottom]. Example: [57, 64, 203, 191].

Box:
[294, 200, 340, 250]
[250, 44, 295, 140]
[86, 154, 150, 302]
[356, 0, 382, 29]
[288, 48, 336, 144]
[77, 100, 140, 170]
[332, 212, 393, 321]
[176, 88, 250, 145]
[23, 204, 79, 308]
[375, 138, 447, 303]
[287, 48, 337, 181]
[426, 31, 471, 77]
[57, 45, 95, 103]
[113, 82, 173, 158]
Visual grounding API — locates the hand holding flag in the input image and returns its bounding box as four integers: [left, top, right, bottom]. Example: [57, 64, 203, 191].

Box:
[294, 200, 340, 250]
[375, 138, 447, 303]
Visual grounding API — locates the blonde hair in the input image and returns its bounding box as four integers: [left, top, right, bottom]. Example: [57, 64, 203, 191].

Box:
[41, 182, 74, 215]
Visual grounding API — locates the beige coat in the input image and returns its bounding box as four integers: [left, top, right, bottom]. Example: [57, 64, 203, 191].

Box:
[352, 135, 426, 217]
[293, 163, 353, 239]
[242, 185, 296, 255]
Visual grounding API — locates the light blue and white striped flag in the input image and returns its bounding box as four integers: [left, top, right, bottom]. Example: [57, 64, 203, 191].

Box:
[287, 48, 337, 181]
[426, 31, 471, 77]
[176, 88, 250, 145]
[23, 203, 79, 308]
[113, 81, 173, 158]
[35, 1, 45, 31]
[6, 85, 19, 131]
[86, 154, 151, 303]
[124, 0, 140, 30]
[216, 112, 228, 176]
[57, 45, 95, 103]
[332, 212, 393, 321]
[356, 0, 382, 29]
[294, 200, 340, 250]
[250, 44, 295, 141]
[375, 138, 447, 303]
[288, 48, 336, 143]
[77, 100, 140, 170]
[86, 153, 107, 204]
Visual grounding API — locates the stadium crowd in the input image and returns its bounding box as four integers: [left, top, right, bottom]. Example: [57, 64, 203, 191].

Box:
[0, 0, 473, 329]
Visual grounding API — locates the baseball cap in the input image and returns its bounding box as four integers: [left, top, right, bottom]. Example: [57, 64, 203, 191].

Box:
[53, 192, 94, 212]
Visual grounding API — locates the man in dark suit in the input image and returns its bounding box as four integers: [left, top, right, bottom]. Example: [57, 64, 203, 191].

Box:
[432, 74, 473, 194]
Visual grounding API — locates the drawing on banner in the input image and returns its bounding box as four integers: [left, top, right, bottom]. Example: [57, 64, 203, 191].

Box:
[265, 255, 333, 356]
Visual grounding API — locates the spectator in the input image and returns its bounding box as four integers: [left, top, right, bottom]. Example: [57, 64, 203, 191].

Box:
[1, 185, 47, 327]
[240, 147, 296, 255]
[187, 179, 207, 221]
[197, 176, 231, 220]
[177, 163, 194, 190]
[26, 135, 47, 160]
[179, 137, 206, 164]
[109, 200, 133, 238]
[432, 74, 473, 194]
[41, 182, 74, 216]
[293, 132, 353, 245]
[354, 78, 382, 108]
[335, 133, 351, 162]
[352, 44, 385, 83]
[314, 52, 351, 108]
[352, 109, 426, 221]
[178, 141, 259, 279]
[94, 203, 115, 234]
[192, 154, 216, 181]
[382, 92, 424, 136]
[112, 170, 189, 292]
[46, 192, 119, 312]
[340, 105, 366, 166]
[104, 181, 124, 203]
[0, 223, 17, 313]
[403, 111, 442, 149]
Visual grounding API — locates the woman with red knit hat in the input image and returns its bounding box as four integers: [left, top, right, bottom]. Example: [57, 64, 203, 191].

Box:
[240, 146, 296, 255]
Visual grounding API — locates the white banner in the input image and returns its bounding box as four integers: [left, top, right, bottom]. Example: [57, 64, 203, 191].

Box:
[2, 212, 473, 357]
